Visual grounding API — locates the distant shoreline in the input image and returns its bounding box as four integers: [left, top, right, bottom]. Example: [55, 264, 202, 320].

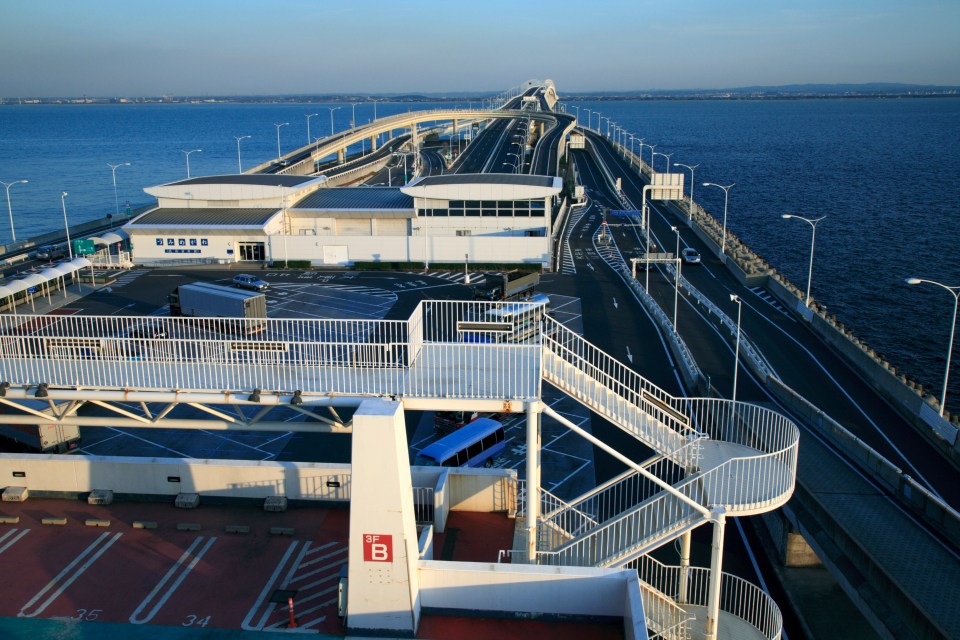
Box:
[3, 91, 958, 106]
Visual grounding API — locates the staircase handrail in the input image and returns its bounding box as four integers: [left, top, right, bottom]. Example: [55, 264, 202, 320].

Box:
[632, 555, 783, 640]
[542, 316, 693, 434]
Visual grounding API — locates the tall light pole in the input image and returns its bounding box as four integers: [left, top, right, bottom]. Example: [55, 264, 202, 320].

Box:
[234, 135, 251, 173]
[674, 163, 699, 220]
[703, 182, 735, 255]
[782, 214, 826, 307]
[672, 226, 681, 331]
[182, 149, 202, 179]
[570, 104, 580, 126]
[325, 106, 341, 137]
[646, 143, 657, 170]
[274, 122, 289, 161]
[730, 294, 742, 405]
[350, 102, 360, 128]
[904, 277, 959, 417]
[1, 179, 28, 242]
[107, 162, 130, 220]
[305, 114, 319, 145]
[584, 108, 592, 131]
[61, 191, 73, 260]
[372, 98, 381, 121]
[653, 151, 672, 173]
[595, 111, 602, 134]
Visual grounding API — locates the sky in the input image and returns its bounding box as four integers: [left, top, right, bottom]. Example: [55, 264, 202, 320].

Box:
[2, 0, 959, 97]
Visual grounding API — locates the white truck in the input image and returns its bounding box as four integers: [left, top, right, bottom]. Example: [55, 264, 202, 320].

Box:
[0, 401, 80, 453]
[168, 282, 267, 334]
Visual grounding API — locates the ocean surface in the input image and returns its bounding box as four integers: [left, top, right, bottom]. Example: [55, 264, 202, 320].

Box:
[0, 97, 958, 415]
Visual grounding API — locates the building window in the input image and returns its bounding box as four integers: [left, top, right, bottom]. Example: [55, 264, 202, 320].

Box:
[455, 230, 472, 236]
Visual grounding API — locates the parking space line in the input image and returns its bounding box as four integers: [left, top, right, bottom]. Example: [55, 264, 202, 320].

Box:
[18, 531, 122, 618]
[129, 535, 217, 625]
[241, 540, 308, 631]
[0, 528, 29, 554]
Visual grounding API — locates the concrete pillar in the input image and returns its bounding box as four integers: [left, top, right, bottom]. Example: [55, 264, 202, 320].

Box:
[704, 508, 727, 640]
[785, 531, 822, 567]
[346, 399, 420, 637]
[525, 401, 541, 563]
[337, 148, 345, 164]
[410, 124, 419, 150]
[369, 135, 378, 152]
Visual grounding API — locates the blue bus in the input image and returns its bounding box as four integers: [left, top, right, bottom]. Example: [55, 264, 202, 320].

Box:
[413, 417, 506, 468]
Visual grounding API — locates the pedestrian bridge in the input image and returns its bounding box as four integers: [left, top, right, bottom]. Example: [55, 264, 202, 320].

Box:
[0, 299, 798, 639]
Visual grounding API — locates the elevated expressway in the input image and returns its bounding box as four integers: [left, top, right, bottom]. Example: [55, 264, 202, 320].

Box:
[573, 129, 960, 640]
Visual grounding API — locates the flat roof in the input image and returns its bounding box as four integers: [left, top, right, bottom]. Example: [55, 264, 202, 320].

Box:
[293, 187, 413, 211]
[127, 207, 280, 227]
[407, 173, 560, 189]
[164, 174, 317, 187]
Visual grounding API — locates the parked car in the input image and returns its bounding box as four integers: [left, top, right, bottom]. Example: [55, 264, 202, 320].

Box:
[681, 248, 701, 265]
[232, 274, 269, 291]
[34, 244, 68, 261]
[128, 322, 166, 339]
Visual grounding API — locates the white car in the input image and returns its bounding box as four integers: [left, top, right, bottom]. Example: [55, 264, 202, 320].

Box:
[681, 248, 701, 265]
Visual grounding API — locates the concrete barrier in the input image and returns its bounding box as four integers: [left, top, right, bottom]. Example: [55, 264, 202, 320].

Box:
[767, 377, 960, 550]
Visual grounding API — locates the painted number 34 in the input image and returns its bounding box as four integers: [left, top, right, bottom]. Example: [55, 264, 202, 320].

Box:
[183, 614, 212, 627]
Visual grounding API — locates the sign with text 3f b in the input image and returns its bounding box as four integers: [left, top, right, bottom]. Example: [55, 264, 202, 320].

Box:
[363, 534, 393, 563]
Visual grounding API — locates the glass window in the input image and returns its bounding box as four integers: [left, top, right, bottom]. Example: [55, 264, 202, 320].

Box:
[466, 209, 481, 217]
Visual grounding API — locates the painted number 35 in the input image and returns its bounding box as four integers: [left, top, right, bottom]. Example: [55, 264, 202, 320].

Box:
[75, 608, 102, 621]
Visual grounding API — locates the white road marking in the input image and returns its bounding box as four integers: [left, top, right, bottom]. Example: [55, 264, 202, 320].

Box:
[0, 528, 29, 554]
[242, 540, 302, 631]
[130, 535, 218, 624]
[18, 532, 122, 618]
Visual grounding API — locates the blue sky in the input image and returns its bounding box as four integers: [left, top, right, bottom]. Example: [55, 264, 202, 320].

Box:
[3, 0, 958, 96]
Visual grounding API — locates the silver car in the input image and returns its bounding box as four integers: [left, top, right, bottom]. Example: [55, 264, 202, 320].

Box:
[232, 274, 269, 291]
[681, 248, 701, 265]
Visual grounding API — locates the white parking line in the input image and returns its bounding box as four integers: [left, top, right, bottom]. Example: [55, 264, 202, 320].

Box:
[0, 528, 30, 554]
[18, 531, 123, 618]
[129, 535, 217, 624]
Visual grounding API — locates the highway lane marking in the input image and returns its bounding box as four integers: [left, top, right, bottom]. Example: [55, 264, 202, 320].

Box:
[0, 528, 30, 554]
[129, 535, 218, 625]
[18, 531, 122, 618]
[626, 345, 633, 363]
[733, 294, 942, 498]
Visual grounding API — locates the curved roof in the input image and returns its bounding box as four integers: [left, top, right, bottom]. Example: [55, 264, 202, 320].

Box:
[401, 173, 562, 201]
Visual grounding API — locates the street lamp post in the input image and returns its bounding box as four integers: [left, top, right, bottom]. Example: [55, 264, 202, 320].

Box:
[674, 163, 699, 220]
[904, 277, 959, 417]
[782, 214, 826, 307]
[703, 182, 735, 255]
[325, 106, 341, 137]
[653, 152, 672, 173]
[570, 105, 580, 126]
[234, 135, 251, 173]
[584, 108, 592, 131]
[730, 294, 742, 405]
[107, 162, 130, 220]
[350, 103, 360, 128]
[305, 114, 319, 145]
[274, 122, 290, 161]
[181, 149, 202, 179]
[61, 191, 73, 260]
[672, 226, 681, 331]
[1, 179, 28, 242]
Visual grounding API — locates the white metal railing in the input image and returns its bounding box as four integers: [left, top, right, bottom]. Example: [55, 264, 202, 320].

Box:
[531, 399, 797, 567]
[542, 316, 699, 463]
[639, 580, 694, 640]
[632, 555, 783, 640]
[0, 299, 546, 402]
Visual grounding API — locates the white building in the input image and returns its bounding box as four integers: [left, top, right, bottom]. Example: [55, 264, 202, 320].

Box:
[126, 174, 562, 268]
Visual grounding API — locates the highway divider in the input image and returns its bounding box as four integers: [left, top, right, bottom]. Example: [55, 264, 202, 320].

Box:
[766, 376, 960, 550]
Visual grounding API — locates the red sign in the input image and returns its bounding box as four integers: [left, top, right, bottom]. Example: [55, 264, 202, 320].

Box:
[363, 534, 393, 563]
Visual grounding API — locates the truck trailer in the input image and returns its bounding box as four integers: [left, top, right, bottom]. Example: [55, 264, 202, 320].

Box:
[0, 401, 80, 453]
[472, 270, 540, 301]
[168, 282, 267, 334]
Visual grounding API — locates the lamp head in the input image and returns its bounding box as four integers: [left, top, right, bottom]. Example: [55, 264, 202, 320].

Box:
[730, 294, 739, 302]
[904, 278, 922, 285]
[782, 214, 793, 219]
[61, 191, 68, 197]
